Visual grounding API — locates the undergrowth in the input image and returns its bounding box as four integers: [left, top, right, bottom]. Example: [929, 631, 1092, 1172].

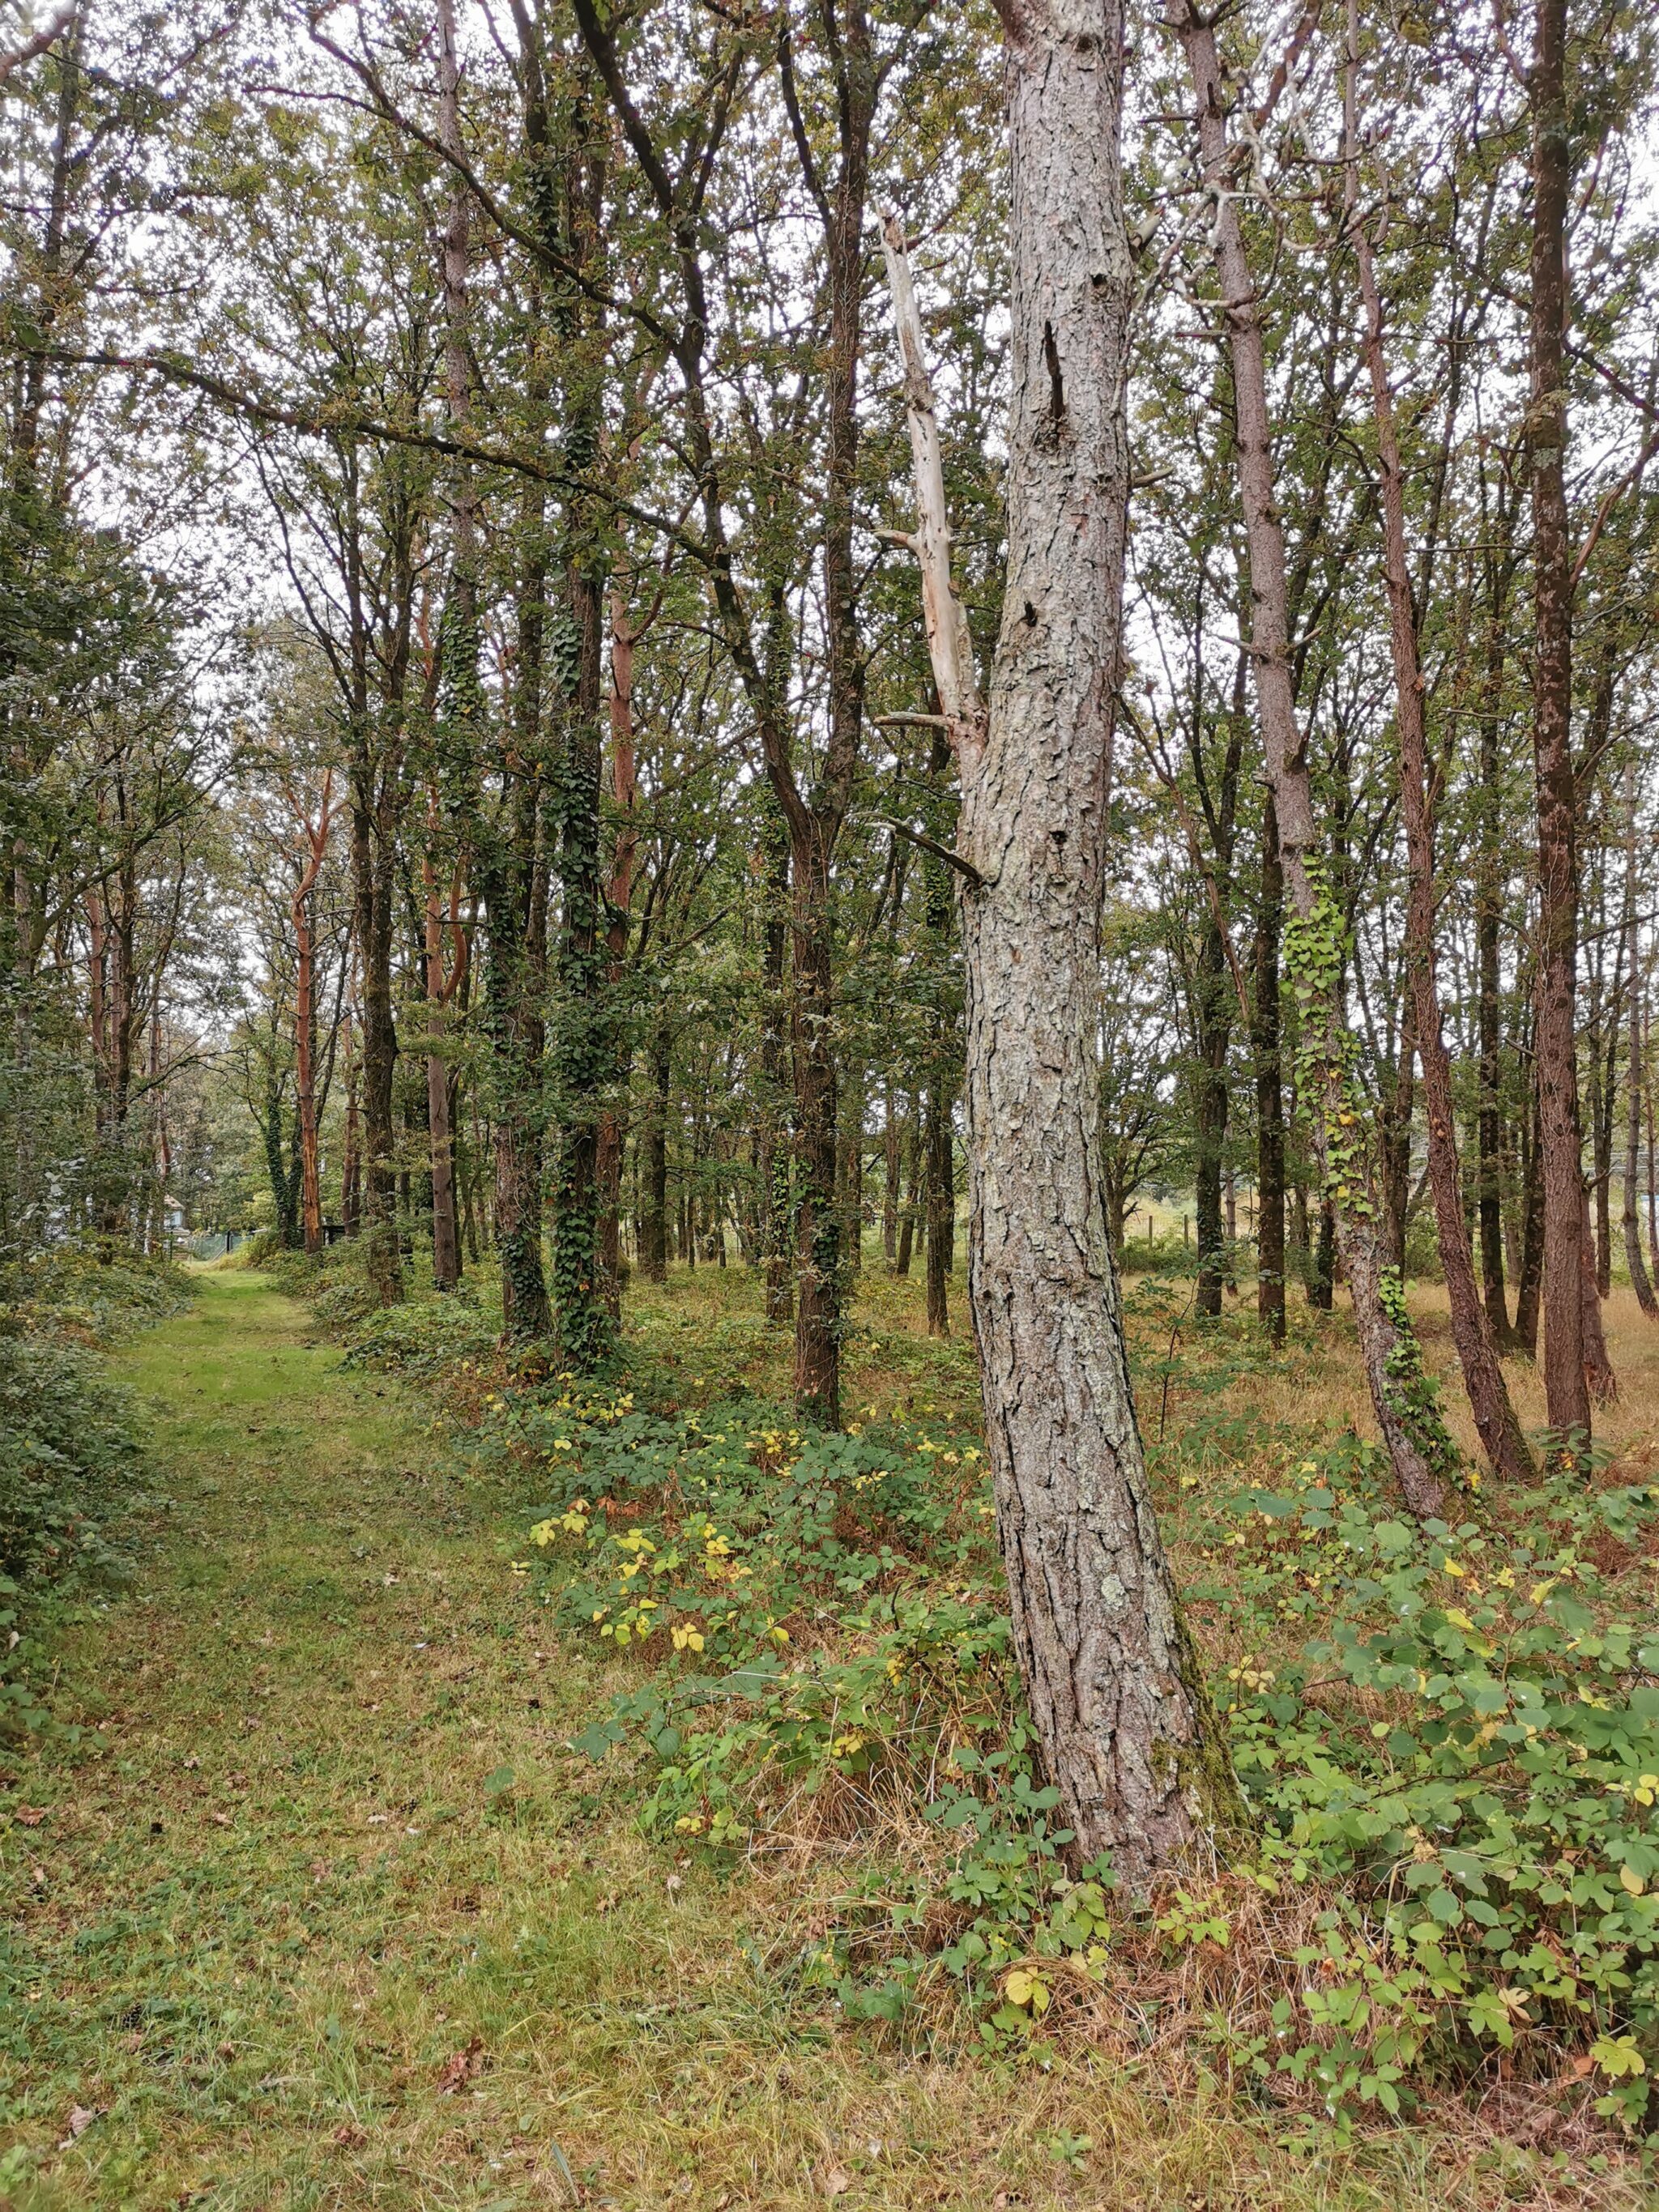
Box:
[313, 1249, 1659, 2171]
[0, 1243, 183, 1745]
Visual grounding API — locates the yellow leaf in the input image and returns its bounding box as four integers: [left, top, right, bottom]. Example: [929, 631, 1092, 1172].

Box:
[1621, 1865, 1645, 1897]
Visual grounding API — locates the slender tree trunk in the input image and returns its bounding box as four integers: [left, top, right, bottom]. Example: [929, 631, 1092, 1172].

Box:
[294, 893, 322, 1256]
[1382, 1012, 1415, 1278]
[924, 1076, 950, 1336]
[758, 816, 792, 1323]
[1171, 0, 1449, 1516]
[912, 14, 1239, 1877]
[1627, 779, 1657, 1315]
[1528, 0, 1589, 1448]
[596, 581, 641, 1317]
[641, 1030, 669, 1283]
[1252, 793, 1286, 1344]
[352, 748, 403, 1308]
[1346, 96, 1533, 1482]
[340, 1007, 361, 1234]
[429, 0, 475, 1294]
[484, 526, 552, 1343]
[1475, 579, 1516, 1345]
[895, 1110, 917, 1277]
[424, 868, 461, 1290]
[882, 1079, 900, 1267]
[1580, 1180, 1617, 1403]
[1193, 918, 1230, 1319]
[1515, 1093, 1545, 1357]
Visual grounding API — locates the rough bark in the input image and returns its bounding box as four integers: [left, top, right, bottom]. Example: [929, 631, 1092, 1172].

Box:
[1528, 0, 1589, 1447]
[941, 0, 1241, 1877]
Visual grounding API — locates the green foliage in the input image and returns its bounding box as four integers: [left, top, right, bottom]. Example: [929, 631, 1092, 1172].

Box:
[497, 1343, 1659, 2135]
[0, 1251, 169, 1741]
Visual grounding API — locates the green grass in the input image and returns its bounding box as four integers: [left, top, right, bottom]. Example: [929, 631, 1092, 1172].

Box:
[0, 1270, 1642, 2208]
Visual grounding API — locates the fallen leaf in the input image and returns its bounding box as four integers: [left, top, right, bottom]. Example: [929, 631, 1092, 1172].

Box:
[15, 1805, 47, 1827]
[816, 2162, 853, 2198]
[208, 1811, 232, 1827]
[333, 2120, 368, 2149]
[66, 2106, 97, 2137]
[435, 2035, 485, 2094]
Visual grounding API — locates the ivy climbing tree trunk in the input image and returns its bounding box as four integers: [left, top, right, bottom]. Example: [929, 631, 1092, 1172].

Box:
[885, 16, 1242, 1873]
[1169, 0, 1453, 1519]
[1346, 32, 1533, 1485]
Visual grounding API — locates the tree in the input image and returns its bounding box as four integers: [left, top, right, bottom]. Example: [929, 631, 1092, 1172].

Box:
[886, 3, 1241, 1869]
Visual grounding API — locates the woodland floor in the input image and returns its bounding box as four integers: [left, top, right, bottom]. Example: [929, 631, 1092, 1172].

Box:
[3, 1268, 1657, 2210]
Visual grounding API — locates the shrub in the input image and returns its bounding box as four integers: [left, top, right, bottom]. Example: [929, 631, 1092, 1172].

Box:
[500, 1367, 1659, 2135]
[0, 1330, 147, 1743]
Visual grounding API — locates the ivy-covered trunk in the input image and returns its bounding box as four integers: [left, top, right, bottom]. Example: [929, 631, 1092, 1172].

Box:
[1347, 116, 1533, 1485]
[1171, 0, 1452, 1519]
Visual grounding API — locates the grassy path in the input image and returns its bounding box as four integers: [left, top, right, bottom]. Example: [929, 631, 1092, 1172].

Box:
[2, 1272, 1491, 2210]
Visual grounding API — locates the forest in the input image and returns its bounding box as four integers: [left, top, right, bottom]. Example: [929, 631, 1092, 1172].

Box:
[3, 0, 1659, 2202]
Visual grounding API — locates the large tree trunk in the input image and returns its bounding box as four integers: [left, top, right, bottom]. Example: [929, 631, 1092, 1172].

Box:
[904, 7, 1239, 1878]
[1252, 793, 1286, 1343]
[1347, 121, 1533, 1484]
[1529, 0, 1589, 1447]
[1171, 0, 1449, 1518]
